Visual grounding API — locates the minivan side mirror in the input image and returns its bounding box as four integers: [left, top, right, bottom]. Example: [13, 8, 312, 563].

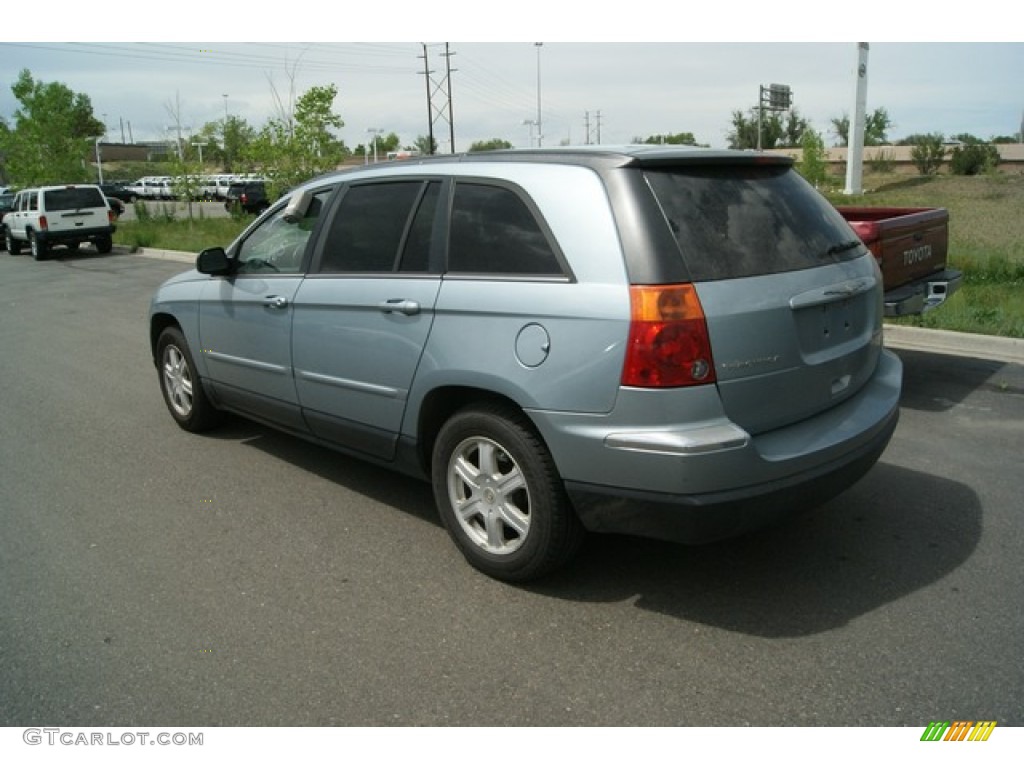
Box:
[196, 247, 234, 276]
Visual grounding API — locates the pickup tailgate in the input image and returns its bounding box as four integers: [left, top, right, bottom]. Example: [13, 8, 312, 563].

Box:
[838, 206, 949, 291]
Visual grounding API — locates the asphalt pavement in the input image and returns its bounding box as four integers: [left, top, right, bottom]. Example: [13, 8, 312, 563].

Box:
[1, 250, 1021, 732]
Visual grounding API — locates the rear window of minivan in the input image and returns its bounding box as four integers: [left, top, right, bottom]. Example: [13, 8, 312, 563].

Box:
[644, 165, 863, 281]
[44, 187, 107, 212]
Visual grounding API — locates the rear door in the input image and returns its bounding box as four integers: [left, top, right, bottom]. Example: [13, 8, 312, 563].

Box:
[42, 187, 109, 235]
[642, 162, 883, 435]
[291, 179, 444, 461]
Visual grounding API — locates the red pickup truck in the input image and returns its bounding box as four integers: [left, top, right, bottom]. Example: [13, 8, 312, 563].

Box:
[837, 206, 963, 317]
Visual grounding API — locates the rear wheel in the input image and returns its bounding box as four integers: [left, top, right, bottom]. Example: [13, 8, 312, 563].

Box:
[29, 231, 47, 260]
[156, 326, 221, 432]
[95, 235, 113, 254]
[431, 404, 583, 582]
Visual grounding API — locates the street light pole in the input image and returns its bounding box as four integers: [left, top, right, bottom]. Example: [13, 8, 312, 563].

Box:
[95, 138, 104, 185]
[535, 43, 543, 147]
[366, 128, 383, 163]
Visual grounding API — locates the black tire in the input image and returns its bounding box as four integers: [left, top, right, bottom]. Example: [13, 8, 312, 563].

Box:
[431, 403, 583, 582]
[6, 232, 21, 255]
[96, 235, 113, 255]
[155, 326, 221, 432]
[29, 230, 48, 260]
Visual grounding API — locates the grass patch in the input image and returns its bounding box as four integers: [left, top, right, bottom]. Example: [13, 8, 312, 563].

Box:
[114, 215, 253, 255]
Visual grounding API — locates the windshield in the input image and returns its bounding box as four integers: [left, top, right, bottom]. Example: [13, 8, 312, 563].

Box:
[644, 165, 864, 281]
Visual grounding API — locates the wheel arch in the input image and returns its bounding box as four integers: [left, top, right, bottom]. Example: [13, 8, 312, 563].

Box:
[414, 386, 544, 477]
[150, 313, 182, 365]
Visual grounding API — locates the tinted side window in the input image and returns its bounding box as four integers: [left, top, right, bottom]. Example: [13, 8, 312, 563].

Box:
[399, 182, 440, 273]
[644, 165, 862, 281]
[448, 183, 562, 275]
[319, 182, 426, 273]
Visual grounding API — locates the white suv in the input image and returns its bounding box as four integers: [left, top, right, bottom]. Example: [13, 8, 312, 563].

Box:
[5, 184, 116, 259]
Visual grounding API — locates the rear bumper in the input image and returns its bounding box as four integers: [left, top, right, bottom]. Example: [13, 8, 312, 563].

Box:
[533, 349, 902, 544]
[37, 225, 115, 246]
[566, 404, 897, 543]
[884, 268, 963, 316]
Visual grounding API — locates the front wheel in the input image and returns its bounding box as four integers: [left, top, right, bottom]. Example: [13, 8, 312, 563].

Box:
[156, 326, 221, 432]
[5, 232, 21, 255]
[431, 404, 583, 582]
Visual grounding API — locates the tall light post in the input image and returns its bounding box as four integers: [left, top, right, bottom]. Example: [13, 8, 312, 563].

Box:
[94, 137, 104, 185]
[522, 119, 537, 148]
[366, 128, 383, 164]
[222, 94, 230, 170]
[534, 43, 543, 147]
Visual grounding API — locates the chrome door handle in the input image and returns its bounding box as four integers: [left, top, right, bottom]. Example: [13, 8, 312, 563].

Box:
[378, 299, 420, 316]
[264, 295, 289, 309]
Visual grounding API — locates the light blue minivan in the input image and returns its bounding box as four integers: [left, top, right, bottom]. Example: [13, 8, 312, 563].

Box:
[150, 147, 902, 581]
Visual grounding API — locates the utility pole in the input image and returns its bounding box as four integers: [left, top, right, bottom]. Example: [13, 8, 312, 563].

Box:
[420, 43, 456, 154]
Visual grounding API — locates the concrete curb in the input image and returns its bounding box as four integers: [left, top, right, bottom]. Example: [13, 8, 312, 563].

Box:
[883, 325, 1024, 366]
[127, 248, 1023, 367]
[132, 247, 195, 264]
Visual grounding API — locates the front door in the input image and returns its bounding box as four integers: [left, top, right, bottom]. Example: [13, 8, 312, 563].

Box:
[198, 190, 333, 431]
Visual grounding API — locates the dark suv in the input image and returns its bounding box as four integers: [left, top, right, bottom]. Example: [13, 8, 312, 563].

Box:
[151, 147, 902, 581]
[224, 181, 269, 215]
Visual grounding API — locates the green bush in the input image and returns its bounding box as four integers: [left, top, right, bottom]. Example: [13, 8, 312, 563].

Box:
[950, 142, 1000, 176]
[910, 134, 945, 175]
[868, 150, 895, 173]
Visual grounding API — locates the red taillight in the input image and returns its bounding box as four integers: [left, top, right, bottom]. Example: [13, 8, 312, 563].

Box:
[240, 193, 249, 204]
[622, 284, 716, 388]
[108, 209, 115, 224]
[39, 215, 49, 231]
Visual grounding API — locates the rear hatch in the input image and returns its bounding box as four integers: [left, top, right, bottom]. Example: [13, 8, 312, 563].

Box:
[642, 161, 882, 435]
[43, 186, 110, 232]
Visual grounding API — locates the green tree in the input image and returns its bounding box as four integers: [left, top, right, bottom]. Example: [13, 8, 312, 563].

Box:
[909, 133, 946, 175]
[245, 83, 349, 198]
[633, 132, 701, 146]
[468, 139, 513, 152]
[781, 108, 810, 148]
[727, 108, 783, 149]
[191, 117, 255, 172]
[830, 107, 893, 147]
[796, 128, 828, 188]
[0, 69, 106, 185]
[415, 135, 438, 156]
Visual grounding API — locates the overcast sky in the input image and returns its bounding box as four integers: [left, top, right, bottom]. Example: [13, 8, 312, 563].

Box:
[3, 11, 1021, 154]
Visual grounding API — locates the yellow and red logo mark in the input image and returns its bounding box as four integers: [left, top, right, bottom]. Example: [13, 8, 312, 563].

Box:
[921, 721, 997, 742]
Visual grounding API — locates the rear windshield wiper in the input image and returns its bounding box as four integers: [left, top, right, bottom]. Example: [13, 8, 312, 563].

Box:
[822, 240, 863, 258]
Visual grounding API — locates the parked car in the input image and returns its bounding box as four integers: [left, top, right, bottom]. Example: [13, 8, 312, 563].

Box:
[6, 184, 115, 258]
[99, 182, 134, 203]
[149, 147, 902, 581]
[0, 192, 15, 249]
[223, 181, 269, 214]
